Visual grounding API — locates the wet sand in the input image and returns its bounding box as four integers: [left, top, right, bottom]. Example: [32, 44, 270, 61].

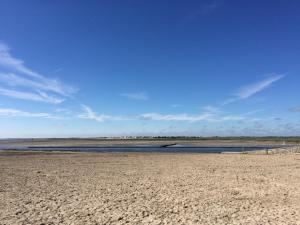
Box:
[0, 152, 299, 224]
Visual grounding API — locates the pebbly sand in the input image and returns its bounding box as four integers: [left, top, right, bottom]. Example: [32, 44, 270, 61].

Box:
[0, 152, 299, 225]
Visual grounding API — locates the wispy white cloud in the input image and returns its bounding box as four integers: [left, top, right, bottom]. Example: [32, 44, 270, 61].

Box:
[120, 92, 148, 100]
[78, 105, 126, 122]
[139, 113, 213, 122]
[241, 109, 265, 116]
[0, 42, 76, 103]
[223, 74, 285, 105]
[0, 43, 38, 78]
[203, 105, 220, 113]
[220, 116, 245, 121]
[54, 108, 72, 114]
[0, 87, 64, 104]
[78, 105, 254, 123]
[0, 107, 58, 118]
[235, 74, 284, 99]
[139, 112, 251, 123]
[171, 104, 183, 108]
[79, 105, 215, 123]
[0, 73, 75, 96]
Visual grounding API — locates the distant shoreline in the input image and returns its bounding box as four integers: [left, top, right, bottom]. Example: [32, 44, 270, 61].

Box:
[1, 137, 298, 154]
[0, 145, 297, 154]
[1, 137, 298, 146]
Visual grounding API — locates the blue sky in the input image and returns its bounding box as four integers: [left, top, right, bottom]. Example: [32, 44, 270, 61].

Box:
[0, 0, 299, 137]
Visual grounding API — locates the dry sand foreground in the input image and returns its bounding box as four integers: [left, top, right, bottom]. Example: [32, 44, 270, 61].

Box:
[0, 153, 300, 225]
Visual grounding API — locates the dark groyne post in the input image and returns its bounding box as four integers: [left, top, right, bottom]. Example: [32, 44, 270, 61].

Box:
[265, 144, 269, 155]
[161, 143, 177, 148]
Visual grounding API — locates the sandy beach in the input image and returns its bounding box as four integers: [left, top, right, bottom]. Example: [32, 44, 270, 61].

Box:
[0, 152, 299, 225]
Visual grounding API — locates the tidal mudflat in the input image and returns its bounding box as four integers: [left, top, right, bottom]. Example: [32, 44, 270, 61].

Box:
[0, 152, 299, 224]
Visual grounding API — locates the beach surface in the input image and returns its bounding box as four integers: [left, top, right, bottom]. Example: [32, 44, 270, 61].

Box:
[0, 152, 299, 225]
